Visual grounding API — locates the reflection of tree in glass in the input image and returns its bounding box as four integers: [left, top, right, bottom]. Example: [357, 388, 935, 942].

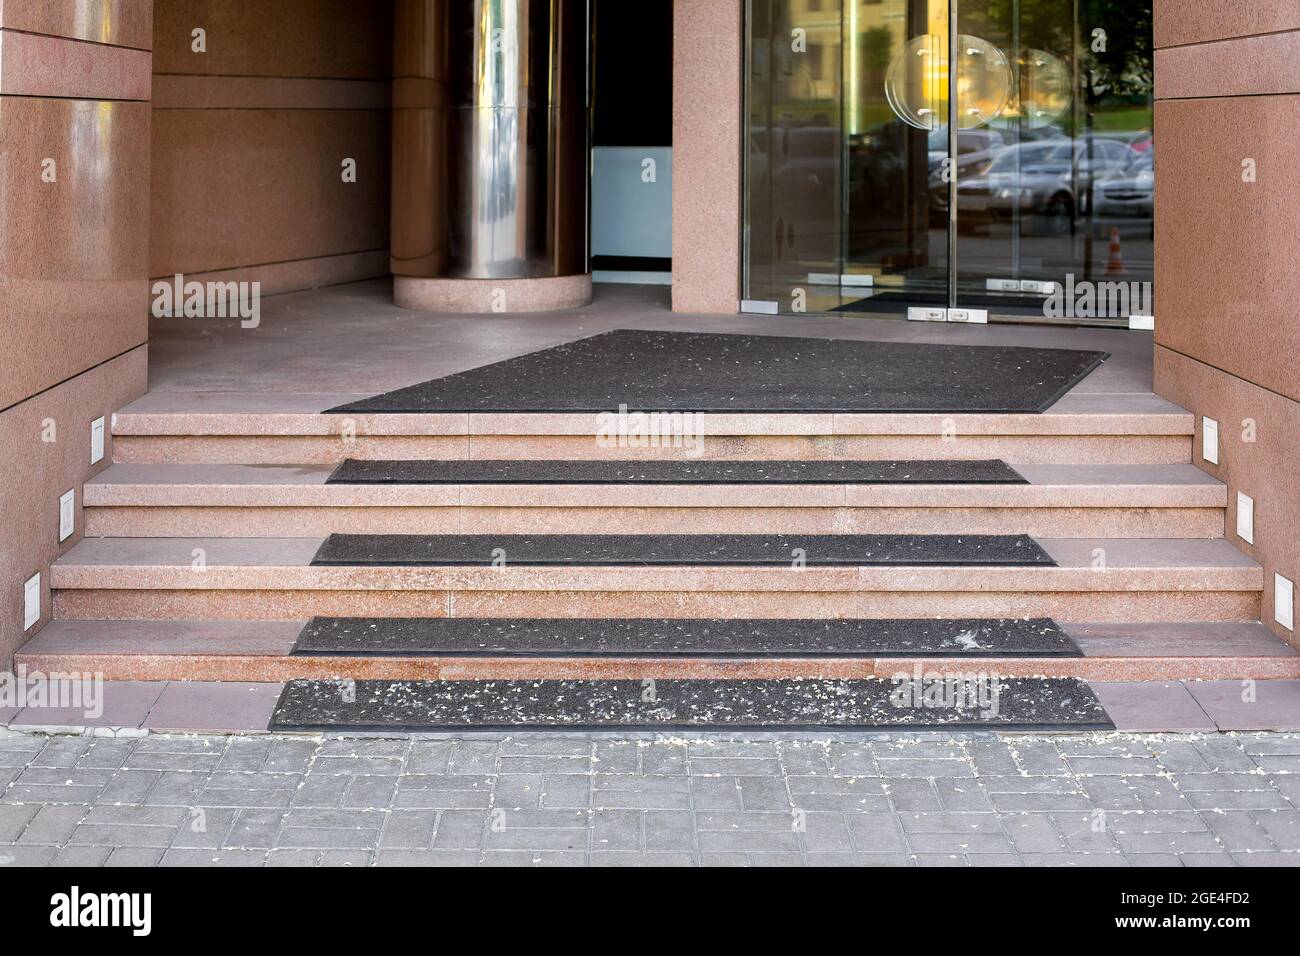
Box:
[1082, 0, 1153, 99]
[973, 0, 1151, 100]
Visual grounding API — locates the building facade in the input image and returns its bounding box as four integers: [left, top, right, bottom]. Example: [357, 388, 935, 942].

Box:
[0, 0, 1297, 667]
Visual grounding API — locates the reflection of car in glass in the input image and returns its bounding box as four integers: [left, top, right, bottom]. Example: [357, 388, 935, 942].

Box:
[926, 128, 1007, 175]
[1095, 152, 1154, 218]
[1102, 130, 1153, 154]
[927, 148, 997, 224]
[953, 137, 1139, 234]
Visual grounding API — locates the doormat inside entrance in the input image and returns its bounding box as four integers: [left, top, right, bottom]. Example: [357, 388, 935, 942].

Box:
[833, 292, 1058, 314]
[290, 617, 1081, 658]
[326, 459, 1028, 485]
[268, 677, 1114, 732]
[324, 329, 1107, 414]
[308, 533, 1056, 567]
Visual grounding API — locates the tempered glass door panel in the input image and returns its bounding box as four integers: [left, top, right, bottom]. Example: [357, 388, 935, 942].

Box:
[952, 0, 1154, 323]
[842, 0, 950, 316]
[745, 0, 844, 313]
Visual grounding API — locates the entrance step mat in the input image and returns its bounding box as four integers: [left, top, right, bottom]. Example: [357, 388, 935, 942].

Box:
[309, 533, 1056, 567]
[291, 617, 1081, 658]
[324, 329, 1107, 415]
[268, 677, 1113, 732]
[326, 459, 1028, 485]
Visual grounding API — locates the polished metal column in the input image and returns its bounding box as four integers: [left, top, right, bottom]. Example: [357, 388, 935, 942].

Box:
[392, 0, 591, 312]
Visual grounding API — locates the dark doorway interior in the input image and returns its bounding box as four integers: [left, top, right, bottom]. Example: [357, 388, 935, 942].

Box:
[590, 0, 674, 278]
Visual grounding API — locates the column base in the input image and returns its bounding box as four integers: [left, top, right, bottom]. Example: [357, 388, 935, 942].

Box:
[394, 274, 592, 314]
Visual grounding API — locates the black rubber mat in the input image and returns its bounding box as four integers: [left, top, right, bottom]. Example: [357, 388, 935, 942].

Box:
[309, 533, 1056, 567]
[324, 329, 1107, 414]
[268, 677, 1114, 732]
[326, 459, 1028, 485]
[291, 617, 1081, 658]
[834, 292, 1058, 315]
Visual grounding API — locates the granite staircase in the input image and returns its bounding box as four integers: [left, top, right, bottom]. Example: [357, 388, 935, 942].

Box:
[18, 390, 1298, 718]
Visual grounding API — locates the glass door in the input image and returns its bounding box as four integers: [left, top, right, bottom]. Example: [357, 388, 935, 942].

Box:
[742, 0, 1153, 324]
[951, 0, 1154, 323]
[745, 0, 950, 316]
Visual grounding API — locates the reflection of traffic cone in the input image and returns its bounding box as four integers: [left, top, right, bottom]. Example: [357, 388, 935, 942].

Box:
[1105, 227, 1126, 276]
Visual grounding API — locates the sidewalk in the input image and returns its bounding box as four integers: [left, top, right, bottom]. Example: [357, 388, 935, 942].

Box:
[2, 730, 1299, 866]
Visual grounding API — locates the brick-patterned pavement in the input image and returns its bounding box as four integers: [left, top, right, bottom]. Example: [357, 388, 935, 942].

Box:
[2, 730, 1299, 867]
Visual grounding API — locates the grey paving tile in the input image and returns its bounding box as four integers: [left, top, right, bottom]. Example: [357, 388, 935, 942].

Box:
[104, 847, 164, 867]
[446, 741, 499, 774]
[638, 745, 688, 776]
[225, 808, 287, 848]
[319, 738, 407, 758]
[170, 807, 237, 848]
[1003, 814, 1066, 854]
[644, 809, 696, 853]
[0, 804, 38, 841]
[591, 808, 640, 852]
[1253, 810, 1300, 847]
[1183, 788, 1292, 811]
[689, 776, 743, 810]
[846, 813, 908, 853]
[799, 812, 854, 852]
[1089, 681, 1216, 733]
[811, 852, 912, 867]
[70, 822, 177, 849]
[687, 756, 783, 776]
[378, 810, 437, 850]
[1051, 811, 1122, 853]
[10, 682, 166, 731]
[1200, 811, 1274, 851]
[1196, 738, 1261, 772]
[319, 849, 373, 866]
[31, 737, 95, 768]
[374, 849, 481, 866]
[1017, 852, 1130, 867]
[479, 850, 587, 866]
[18, 805, 90, 845]
[51, 845, 113, 866]
[885, 778, 942, 812]
[934, 779, 993, 812]
[160, 848, 266, 866]
[404, 740, 454, 773]
[1186, 681, 1300, 732]
[431, 809, 487, 850]
[1006, 740, 1070, 775]
[277, 827, 379, 850]
[143, 682, 283, 733]
[540, 773, 591, 808]
[494, 773, 544, 810]
[1230, 851, 1300, 866]
[591, 851, 695, 866]
[342, 775, 398, 809]
[777, 741, 832, 775]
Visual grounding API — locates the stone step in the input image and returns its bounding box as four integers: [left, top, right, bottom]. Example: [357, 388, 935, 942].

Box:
[82, 463, 1225, 537]
[49, 537, 1262, 622]
[16, 620, 1297, 683]
[107, 392, 1194, 465]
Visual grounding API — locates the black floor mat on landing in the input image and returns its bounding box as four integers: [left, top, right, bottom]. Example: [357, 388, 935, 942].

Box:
[268, 677, 1114, 732]
[290, 617, 1081, 658]
[308, 533, 1056, 567]
[323, 329, 1107, 415]
[326, 459, 1028, 485]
